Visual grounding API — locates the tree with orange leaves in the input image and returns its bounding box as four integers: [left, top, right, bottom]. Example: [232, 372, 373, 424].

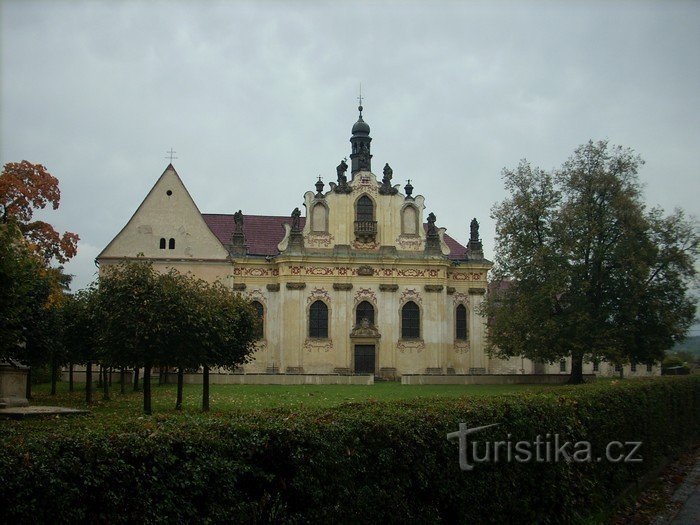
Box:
[0, 160, 79, 264]
[1, 161, 78, 396]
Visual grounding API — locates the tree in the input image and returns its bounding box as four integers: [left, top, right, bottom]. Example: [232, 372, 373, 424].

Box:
[97, 261, 167, 415]
[193, 280, 258, 411]
[96, 261, 259, 414]
[483, 141, 698, 383]
[156, 270, 204, 410]
[0, 223, 44, 359]
[0, 221, 69, 397]
[1, 161, 79, 395]
[0, 161, 78, 264]
[148, 270, 259, 411]
[62, 288, 101, 404]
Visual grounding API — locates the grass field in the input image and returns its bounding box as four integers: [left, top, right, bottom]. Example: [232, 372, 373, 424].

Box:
[25, 380, 559, 416]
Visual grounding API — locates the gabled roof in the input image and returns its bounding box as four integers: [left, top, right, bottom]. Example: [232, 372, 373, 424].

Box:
[202, 213, 468, 260]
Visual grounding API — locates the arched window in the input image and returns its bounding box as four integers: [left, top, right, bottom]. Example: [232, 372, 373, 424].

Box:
[401, 301, 420, 339]
[356, 195, 374, 222]
[356, 301, 375, 326]
[251, 301, 264, 340]
[455, 304, 468, 340]
[159, 238, 166, 249]
[168, 238, 175, 249]
[309, 300, 328, 338]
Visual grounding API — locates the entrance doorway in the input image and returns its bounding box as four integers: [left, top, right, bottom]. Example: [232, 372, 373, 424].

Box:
[354, 345, 376, 374]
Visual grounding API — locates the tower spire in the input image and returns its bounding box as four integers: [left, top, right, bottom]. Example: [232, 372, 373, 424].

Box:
[357, 83, 363, 116]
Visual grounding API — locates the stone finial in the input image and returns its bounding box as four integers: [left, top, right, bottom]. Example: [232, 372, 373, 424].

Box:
[404, 179, 414, 199]
[315, 176, 325, 198]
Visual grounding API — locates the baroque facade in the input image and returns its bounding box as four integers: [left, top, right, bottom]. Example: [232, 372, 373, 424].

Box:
[98, 106, 494, 378]
[97, 106, 656, 379]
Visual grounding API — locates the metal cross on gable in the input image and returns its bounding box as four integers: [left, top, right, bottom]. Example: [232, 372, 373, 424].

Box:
[165, 148, 178, 162]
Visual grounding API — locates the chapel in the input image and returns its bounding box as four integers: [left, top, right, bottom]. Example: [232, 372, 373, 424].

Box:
[97, 105, 500, 378]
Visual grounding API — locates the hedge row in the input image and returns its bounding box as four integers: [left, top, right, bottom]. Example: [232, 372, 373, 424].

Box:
[2, 377, 699, 524]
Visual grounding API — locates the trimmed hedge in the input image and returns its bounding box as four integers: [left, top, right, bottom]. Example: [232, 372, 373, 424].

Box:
[2, 377, 699, 523]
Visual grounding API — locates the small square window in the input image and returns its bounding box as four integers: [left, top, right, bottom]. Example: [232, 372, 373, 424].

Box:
[559, 360, 566, 372]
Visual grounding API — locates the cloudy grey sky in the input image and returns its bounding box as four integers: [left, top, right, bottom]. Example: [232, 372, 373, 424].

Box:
[2, 1, 699, 329]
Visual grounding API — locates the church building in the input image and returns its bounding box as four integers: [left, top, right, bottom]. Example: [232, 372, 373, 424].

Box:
[97, 105, 498, 379]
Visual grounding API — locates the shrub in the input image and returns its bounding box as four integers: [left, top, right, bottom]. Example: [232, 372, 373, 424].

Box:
[1, 377, 698, 524]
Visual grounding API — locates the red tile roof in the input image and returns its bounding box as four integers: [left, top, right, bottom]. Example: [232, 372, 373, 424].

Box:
[202, 214, 467, 260]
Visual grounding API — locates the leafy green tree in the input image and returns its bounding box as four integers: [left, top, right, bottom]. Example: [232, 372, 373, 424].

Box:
[156, 271, 259, 411]
[483, 140, 698, 383]
[156, 270, 204, 410]
[1, 161, 79, 396]
[97, 261, 259, 413]
[0, 223, 44, 360]
[97, 261, 167, 414]
[194, 280, 258, 411]
[62, 288, 101, 404]
[0, 222, 70, 398]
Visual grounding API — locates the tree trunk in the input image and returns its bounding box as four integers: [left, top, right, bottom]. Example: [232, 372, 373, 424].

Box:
[97, 365, 103, 388]
[85, 361, 93, 405]
[120, 367, 126, 394]
[25, 367, 32, 400]
[202, 366, 210, 412]
[50, 355, 58, 395]
[176, 367, 184, 410]
[102, 366, 110, 401]
[133, 367, 140, 392]
[143, 365, 152, 415]
[68, 363, 74, 393]
[108, 367, 113, 386]
[568, 352, 585, 384]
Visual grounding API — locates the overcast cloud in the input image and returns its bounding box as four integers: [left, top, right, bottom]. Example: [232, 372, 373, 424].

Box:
[2, 1, 698, 329]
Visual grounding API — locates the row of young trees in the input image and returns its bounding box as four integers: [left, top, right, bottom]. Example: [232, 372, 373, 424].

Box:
[482, 140, 698, 383]
[63, 262, 259, 414]
[2, 161, 259, 413]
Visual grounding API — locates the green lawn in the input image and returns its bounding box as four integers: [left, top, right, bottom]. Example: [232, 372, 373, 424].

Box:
[26, 380, 556, 415]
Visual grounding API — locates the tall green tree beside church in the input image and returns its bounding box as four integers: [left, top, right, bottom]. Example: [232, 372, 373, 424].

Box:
[483, 140, 697, 383]
[97, 261, 167, 414]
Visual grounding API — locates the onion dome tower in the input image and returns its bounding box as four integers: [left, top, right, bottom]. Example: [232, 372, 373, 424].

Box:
[350, 104, 372, 174]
